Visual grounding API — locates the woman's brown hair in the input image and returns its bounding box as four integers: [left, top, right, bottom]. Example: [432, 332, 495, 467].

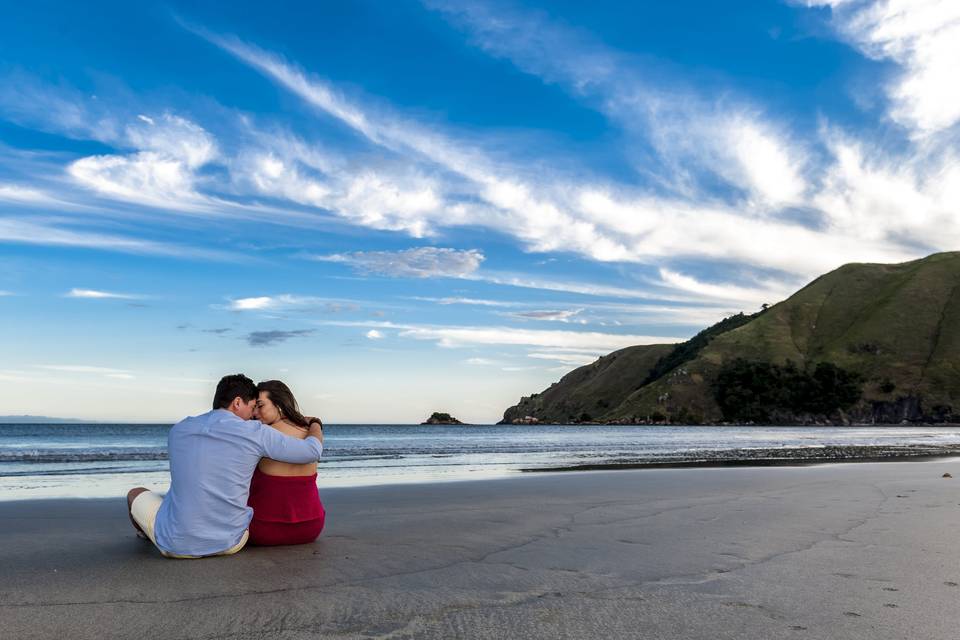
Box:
[256, 380, 309, 428]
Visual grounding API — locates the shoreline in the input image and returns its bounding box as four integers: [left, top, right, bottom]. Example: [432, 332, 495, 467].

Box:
[6, 443, 960, 502]
[525, 446, 960, 472]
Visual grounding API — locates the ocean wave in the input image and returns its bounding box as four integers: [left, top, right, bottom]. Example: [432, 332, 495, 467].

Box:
[0, 451, 168, 463]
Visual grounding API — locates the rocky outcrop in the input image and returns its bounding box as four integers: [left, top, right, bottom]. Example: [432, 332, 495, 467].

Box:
[421, 412, 464, 425]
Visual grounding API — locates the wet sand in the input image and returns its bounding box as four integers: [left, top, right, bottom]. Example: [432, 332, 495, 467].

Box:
[3, 461, 960, 639]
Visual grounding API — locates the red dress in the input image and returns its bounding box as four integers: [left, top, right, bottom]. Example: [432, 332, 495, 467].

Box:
[247, 468, 326, 546]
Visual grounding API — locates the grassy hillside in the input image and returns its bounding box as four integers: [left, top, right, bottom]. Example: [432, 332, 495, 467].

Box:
[501, 343, 674, 424]
[501, 252, 960, 424]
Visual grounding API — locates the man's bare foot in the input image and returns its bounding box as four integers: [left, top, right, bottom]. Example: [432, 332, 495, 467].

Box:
[127, 487, 150, 538]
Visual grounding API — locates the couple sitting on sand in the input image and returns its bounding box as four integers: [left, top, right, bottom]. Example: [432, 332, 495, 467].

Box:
[126, 374, 326, 558]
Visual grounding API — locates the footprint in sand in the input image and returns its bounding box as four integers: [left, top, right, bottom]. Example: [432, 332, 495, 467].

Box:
[944, 581, 958, 587]
[883, 603, 898, 608]
[882, 587, 899, 592]
[843, 612, 862, 617]
[789, 625, 807, 631]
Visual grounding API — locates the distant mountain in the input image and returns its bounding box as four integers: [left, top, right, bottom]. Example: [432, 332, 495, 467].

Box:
[0, 415, 85, 423]
[501, 252, 960, 425]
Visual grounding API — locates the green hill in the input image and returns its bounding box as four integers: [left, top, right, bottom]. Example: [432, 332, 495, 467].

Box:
[500, 252, 960, 425]
[501, 343, 675, 424]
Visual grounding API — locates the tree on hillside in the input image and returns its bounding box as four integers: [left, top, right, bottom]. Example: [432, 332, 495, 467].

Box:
[713, 359, 862, 422]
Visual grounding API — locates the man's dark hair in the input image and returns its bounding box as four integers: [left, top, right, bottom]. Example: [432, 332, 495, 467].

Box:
[213, 374, 258, 410]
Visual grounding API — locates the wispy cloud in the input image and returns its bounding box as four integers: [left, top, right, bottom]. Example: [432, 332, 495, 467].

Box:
[411, 296, 521, 307]
[230, 296, 289, 311]
[245, 329, 315, 347]
[67, 114, 219, 210]
[0, 217, 236, 260]
[65, 288, 143, 300]
[192, 20, 935, 295]
[2, 8, 952, 329]
[0, 183, 61, 204]
[804, 0, 960, 135]
[321, 319, 680, 351]
[365, 329, 385, 340]
[510, 308, 586, 323]
[654, 269, 791, 306]
[189, 28, 682, 265]
[425, 0, 809, 207]
[414, 293, 739, 327]
[226, 294, 362, 312]
[36, 365, 134, 380]
[315, 247, 484, 278]
[527, 351, 600, 366]
[401, 323, 673, 350]
[419, 1, 955, 278]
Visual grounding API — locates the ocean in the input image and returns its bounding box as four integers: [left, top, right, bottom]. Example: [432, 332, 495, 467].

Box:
[3, 422, 960, 500]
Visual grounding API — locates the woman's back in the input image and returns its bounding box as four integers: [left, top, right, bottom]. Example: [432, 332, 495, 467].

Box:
[258, 420, 318, 476]
[248, 381, 326, 546]
[248, 419, 324, 546]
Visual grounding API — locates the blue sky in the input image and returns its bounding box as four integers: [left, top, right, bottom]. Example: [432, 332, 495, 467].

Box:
[1, 0, 958, 422]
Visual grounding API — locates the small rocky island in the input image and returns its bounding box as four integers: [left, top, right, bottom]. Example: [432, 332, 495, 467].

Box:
[421, 412, 464, 425]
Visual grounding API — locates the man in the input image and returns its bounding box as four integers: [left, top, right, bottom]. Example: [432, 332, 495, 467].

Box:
[126, 374, 324, 558]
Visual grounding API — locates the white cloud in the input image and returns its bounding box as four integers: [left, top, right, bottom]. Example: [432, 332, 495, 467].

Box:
[317, 247, 485, 278]
[527, 352, 600, 366]
[813, 129, 960, 248]
[68, 114, 218, 209]
[426, 1, 809, 207]
[411, 296, 520, 307]
[655, 270, 791, 306]
[195, 22, 930, 296]
[805, 0, 960, 134]
[319, 319, 681, 351]
[226, 294, 364, 312]
[2, 12, 954, 316]
[65, 288, 142, 300]
[465, 270, 695, 302]
[233, 147, 447, 237]
[37, 365, 131, 375]
[230, 296, 275, 310]
[415, 294, 739, 327]
[0, 184, 57, 204]
[196, 31, 654, 263]
[398, 325, 678, 351]
[0, 72, 123, 143]
[428, 6, 957, 277]
[0, 217, 234, 260]
[723, 118, 806, 204]
[365, 329, 385, 339]
[465, 357, 499, 365]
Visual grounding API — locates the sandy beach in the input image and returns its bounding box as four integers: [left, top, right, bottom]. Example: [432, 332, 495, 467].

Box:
[3, 461, 960, 639]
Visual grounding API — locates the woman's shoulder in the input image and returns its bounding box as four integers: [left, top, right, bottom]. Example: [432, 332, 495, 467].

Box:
[265, 419, 308, 439]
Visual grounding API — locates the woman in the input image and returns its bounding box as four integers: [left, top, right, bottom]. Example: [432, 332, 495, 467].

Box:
[248, 380, 326, 545]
